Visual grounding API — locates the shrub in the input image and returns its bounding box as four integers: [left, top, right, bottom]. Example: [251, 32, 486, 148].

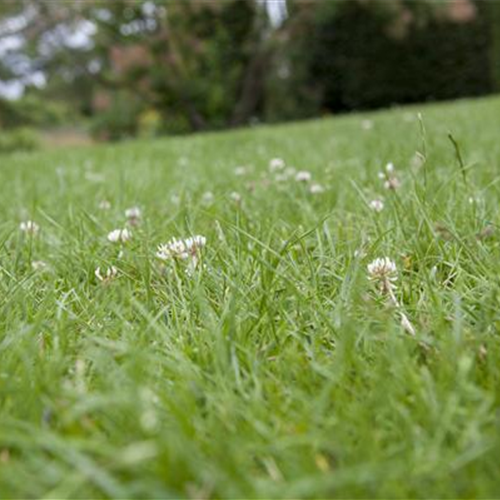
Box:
[137, 109, 162, 138]
[89, 91, 144, 141]
[263, 13, 322, 122]
[281, 0, 492, 113]
[0, 128, 40, 154]
[0, 95, 69, 129]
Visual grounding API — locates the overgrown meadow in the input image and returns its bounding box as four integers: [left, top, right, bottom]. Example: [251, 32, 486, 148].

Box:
[1, 96, 500, 498]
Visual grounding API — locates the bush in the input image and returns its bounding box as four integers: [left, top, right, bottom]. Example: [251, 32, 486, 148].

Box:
[0, 128, 40, 154]
[89, 91, 144, 141]
[137, 109, 162, 138]
[281, 0, 492, 113]
[263, 16, 322, 122]
[0, 95, 69, 129]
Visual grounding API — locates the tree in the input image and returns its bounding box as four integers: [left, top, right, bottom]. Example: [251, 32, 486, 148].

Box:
[1, 1, 273, 136]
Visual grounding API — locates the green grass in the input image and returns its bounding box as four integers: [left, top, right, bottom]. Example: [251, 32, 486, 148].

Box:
[1, 96, 500, 498]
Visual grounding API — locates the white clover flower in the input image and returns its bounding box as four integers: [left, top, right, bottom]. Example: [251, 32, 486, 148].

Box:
[157, 240, 188, 261]
[125, 206, 141, 219]
[379, 162, 401, 190]
[361, 119, 373, 130]
[125, 206, 142, 226]
[99, 200, 111, 210]
[31, 260, 48, 271]
[202, 191, 215, 204]
[354, 248, 366, 259]
[230, 191, 242, 203]
[367, 257, 398, 287]
[20, 220, 39, 235]
[107, 228, 131, 243]
[384, 178, 401, 190]
[295, 170, 312, 183]
[186, 235, 206, 248]
[269, 158, 285, 171]
[310, 183, 325, 194]
[156, 235, 206, 261]
[171, 194, 180, 205]
[369, 199, 384, 212]
[84, 171, 105, 183]
[234, 166, 247, 176]
[156, 235, 206, 272]
[95, 265, 118, 283]
[367, 257, 416, 336]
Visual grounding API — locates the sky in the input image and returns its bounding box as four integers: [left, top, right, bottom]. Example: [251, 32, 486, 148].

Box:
[263, 0, 288, 27]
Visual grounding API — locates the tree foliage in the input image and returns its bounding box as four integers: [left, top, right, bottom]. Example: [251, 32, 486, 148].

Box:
[0, 0, 498, 139]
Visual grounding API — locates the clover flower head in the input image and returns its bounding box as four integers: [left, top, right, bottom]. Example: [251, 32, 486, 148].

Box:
[361, 119, 373, 130]
[379, 162, 401, 190]
[367, 257, 416, 336]
[99, 200, 111, 210]
[230, 191, 242, 203]
[107, 228, 131, 243]
[202, 191, 215, 204]
[85, 171, 105, 183]
[310, 183, 325, 194]
[95, 266, 118, 283]
[157, 239, 188, 261]
[125, 206, 141, 226]
[125, 206, 141, 220]
[269, 158, 285, 171]
[369, 199, 384, 212]
[31, 260, 48, 271]
[367, 257, 398, 286]
[234, 166, 247, 176]
[20, 220, 39, 235]
[295, 170, 312, 183]
[156, 235, 206, 262]
[384, 178, 401, 190]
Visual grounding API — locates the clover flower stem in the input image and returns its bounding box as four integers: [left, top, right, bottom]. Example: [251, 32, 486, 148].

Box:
[400, 311, 416, 337]
[385, 278, 416, 337]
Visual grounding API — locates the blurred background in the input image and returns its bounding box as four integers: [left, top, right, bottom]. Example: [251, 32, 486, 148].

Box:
[0, 0, 499, 152]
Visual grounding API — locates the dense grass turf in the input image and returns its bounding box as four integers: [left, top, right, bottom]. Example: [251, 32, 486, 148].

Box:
[1, 96, 500, 498]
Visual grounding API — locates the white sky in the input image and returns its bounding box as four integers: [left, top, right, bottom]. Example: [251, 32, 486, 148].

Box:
[264, 0, 288, 27]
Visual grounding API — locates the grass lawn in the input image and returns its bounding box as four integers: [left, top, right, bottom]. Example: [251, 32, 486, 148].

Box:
[1, 96, 500, 498]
